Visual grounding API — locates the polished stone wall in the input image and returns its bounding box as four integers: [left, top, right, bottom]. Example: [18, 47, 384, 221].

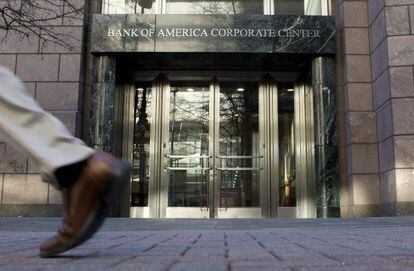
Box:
[312, 57, 340, 217]
[0, 0, 86, 212]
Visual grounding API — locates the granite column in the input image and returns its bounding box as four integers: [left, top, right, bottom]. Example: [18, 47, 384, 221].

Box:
[89, 55, 116, 153]
[312, 56, 340, 218]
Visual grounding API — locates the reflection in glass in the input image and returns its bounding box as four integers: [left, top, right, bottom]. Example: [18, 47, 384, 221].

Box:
[102, 0, 156, 14]
[168, 83, 209, 207]
[304, 0, 324, 15]
[274, 0, 304, 15]
[278, 85, 296, 207]
[166, 0, 263, 14]
[132, 85, 152, 206]
[219, 82, 260, 207]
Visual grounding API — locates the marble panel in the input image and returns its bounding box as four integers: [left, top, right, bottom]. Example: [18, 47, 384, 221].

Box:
[351, 174, 380, 205]
[90, 56, 116, 153]
[36, 82, 80, 111]
[371, 39, 389, 81]
[0, 55, 16, 72]
[377, 101, 393, 142]
[385, 6, 410, 35]
[368, 0, 385, 24]
[16, 54, 59, 82]
[343, 27, 370, 55]
[410, 5, 414, 34]
[344, 55, 372, 83]
[0, 30, 39, 54]
[91, 14, 335, 54]
[347, 144, 379, 175]
[0, 174, 2, 204]
[379, 137, 395, 173]
[59, 54, 82, 82]
[388, 35, 414, 66]
[394, 135, 414, 168]
[373, 69, 390, 109]
[395, 168, 414, 202]
[314, 145, 340, 217]
[2, 174, 48, 204]
[390, 66, 414, 98]
[345, 83, 373, 111]
[392, 98, 414, 134]
[385, 0, 414, 6]
[39, 26, 83, 54]
[91, 14, 156, 53]
[346, 112, 377, 144]
[370, 9, 386, 52]
[312, 57, 337, 146]
[380, 169, 396, 205]
[0, 144, 28, 174]
[342, 1, 368, 28]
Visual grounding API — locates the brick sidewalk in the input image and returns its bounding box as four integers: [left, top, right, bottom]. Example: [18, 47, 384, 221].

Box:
[1, 218, 414, 270]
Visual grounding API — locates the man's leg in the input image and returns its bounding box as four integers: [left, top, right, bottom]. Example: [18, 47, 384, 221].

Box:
[0, 65, 131, 257]
[0, 65, 94, 186]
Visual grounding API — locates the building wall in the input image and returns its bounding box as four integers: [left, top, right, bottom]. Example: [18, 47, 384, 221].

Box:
[336, 0, 381, 217]
[336, 0, 414, 217]
[0, 0, 413, 217]
[369, 0, 414, 216]
[0, 1, 86, 215]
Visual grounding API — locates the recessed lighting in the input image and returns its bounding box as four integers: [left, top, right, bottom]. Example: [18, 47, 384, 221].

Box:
[187, 88, 194, 92]
[287, 88, 295, 92]
[137, 87, 144, 91]
[237, 88, 245, 92]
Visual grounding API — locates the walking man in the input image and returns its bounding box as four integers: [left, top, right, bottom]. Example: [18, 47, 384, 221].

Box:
[0, 64, 131, 257]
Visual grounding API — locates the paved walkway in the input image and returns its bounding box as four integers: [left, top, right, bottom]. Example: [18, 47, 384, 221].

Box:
[1, 217, 414, 270]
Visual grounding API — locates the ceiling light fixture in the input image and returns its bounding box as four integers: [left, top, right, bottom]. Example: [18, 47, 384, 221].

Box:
[187, 88, 194, 92]
[287, 88, 295, 92]
[237, 88, 245, 92]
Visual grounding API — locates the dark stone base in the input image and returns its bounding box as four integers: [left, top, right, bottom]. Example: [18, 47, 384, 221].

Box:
[0, 204, 62, 217]
[317, 207, 340, 218]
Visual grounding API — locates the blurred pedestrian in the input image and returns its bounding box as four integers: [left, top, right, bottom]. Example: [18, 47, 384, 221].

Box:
[0, 64, 131, 258]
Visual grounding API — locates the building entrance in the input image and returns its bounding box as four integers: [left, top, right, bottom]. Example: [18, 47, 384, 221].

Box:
[166, 79, 262, 218]
[126, 73, 316, 219]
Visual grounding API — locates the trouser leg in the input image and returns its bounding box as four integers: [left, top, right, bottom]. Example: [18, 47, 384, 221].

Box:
[0, 65, 94, 187]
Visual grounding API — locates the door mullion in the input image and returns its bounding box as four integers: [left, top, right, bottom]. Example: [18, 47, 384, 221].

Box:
[209, 78, 220, 218]
[270, 79, 279, 217]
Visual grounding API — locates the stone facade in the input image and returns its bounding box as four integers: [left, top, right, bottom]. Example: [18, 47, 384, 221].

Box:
[337, 0, 414, 217]
[0, 0, 85, 214]
[370, 0, 414, 216]
[0, 0, 413, 217]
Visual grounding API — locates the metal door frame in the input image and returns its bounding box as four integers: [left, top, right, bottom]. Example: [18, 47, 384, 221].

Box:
[159, 74, 271, 218]
[126, 72, 314, 218]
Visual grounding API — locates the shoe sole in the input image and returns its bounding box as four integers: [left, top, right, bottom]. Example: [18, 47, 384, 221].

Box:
[39, 161, 131, 258]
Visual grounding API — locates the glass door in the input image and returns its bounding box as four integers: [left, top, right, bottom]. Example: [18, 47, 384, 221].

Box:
[164, 81, 211, 218]
[128, 73, 317, 218]
[216, 81, 262, 218]
[163, 78, 264, 218]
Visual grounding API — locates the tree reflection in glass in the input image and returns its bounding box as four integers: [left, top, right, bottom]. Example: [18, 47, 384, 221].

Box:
[166, 0, 263, 15]
[132, 86, 152, 207]
[168, 83, 209, 207]
[102, 0, 156, 14]
[219, 82, 259, 208]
